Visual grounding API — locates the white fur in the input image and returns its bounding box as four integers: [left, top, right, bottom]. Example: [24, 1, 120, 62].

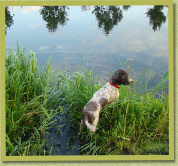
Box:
[85, 121, 97, 133]
[92, 82, 120, 104]
[84, 82, 120, 131]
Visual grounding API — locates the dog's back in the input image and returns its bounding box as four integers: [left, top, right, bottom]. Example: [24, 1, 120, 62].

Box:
[81, 82, 120, 133]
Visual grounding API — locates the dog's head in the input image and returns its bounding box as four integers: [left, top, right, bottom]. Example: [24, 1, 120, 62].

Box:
[110, 69, 133, 85]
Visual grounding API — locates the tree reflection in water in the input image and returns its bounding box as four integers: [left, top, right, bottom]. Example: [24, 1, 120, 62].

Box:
[5, 6, 14, 34]
[146, 5, 167, 31]
[5, 5, 167, 35]
[92, 6, 123, 36]
[40, 6, 69, 32]
[122, 5, 131, 11]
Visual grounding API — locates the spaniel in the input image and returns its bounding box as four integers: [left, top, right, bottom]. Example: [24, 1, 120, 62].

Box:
[78, 69, 133, 141]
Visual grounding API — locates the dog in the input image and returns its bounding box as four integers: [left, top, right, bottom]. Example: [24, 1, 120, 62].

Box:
[78, 69, 133, 142]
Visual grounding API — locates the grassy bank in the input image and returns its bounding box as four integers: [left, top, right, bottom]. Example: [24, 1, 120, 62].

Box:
[59, 67, 169, 155]
[5, 47, 61, 156]
[5, 46, 169, 156]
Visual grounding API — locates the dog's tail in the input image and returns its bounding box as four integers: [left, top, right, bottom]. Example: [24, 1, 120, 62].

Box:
[82, 112, 97, 133]
[85, 121, 97, 133]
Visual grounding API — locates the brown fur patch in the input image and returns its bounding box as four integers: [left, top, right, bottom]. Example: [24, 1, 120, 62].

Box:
[110, 69, 129, 85]
[99, 97, 108, 108]
[84, 101, 98, 112]
[82, 112, 95, 124]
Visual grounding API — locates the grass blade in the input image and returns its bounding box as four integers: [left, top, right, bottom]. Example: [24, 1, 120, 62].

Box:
[136, 64, 149, 94]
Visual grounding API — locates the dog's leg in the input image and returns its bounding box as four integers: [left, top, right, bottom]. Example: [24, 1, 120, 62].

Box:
[86, 127, 99, 142]
[86, 132, 92, 143]
[78, 119, 84, 138]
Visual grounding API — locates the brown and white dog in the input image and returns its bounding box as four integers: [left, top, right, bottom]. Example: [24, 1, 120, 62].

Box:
[78, 69, 133, 141]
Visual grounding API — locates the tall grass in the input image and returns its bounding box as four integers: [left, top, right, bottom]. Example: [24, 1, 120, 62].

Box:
[59, 67, 169, 155]
[58, 68, 102, 127]
[5, 46, 61, 156]
[5, 46, 169, 155]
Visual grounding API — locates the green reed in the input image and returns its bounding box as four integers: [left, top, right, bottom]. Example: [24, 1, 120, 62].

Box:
[59, 66, 169, 155]
[5, 46, 60, 156]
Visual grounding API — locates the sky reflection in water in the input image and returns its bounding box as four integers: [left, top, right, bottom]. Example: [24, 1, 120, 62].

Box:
[5, 6, 168, 87]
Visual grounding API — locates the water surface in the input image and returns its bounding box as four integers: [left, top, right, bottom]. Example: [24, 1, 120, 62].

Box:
[5, 5, 168, 85]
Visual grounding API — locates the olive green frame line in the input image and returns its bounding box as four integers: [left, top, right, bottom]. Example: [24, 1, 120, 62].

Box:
[0, 0, 174, 161]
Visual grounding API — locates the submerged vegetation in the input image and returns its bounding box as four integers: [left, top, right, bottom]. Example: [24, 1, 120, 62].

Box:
[5, 47, 169, 156]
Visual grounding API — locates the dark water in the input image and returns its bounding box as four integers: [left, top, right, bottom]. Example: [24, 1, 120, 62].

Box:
[44, 106, 80, 155]
[5, 5, 169, 155]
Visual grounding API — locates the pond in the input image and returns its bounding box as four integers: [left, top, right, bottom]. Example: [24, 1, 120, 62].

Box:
[5, 5, 169, 155]
[5, 5, 168, 86]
